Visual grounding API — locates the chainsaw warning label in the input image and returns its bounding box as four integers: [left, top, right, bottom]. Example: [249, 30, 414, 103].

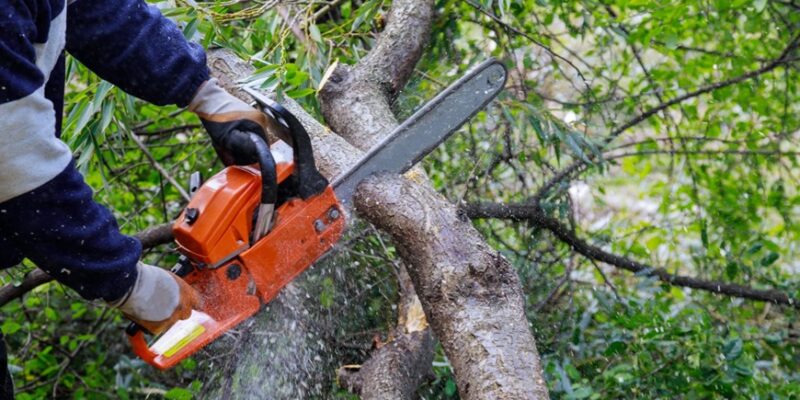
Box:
[150, 311, 212, 357]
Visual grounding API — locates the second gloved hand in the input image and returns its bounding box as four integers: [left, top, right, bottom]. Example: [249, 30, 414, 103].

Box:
[189, 78, 270, 166]
[110, 262, 201, 335]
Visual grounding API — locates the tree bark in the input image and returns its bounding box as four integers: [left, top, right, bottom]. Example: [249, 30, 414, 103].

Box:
[338, 330, 435, 399]
[317, 1, 441, 396]
[356, 176, 549, 399]
[315, 0, 550, 397]
[318, 0, 434, 149]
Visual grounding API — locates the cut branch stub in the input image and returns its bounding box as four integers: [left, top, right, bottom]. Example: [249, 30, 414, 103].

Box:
[337, 330, 435, 400]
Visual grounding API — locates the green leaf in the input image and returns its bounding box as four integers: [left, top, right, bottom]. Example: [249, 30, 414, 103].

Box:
[182, 17, 199, 39]
[604, 341, 627, 356]
[286, 88, 316, 99]
[44, 307, 58, 322]
[568, 386, 594, 399]
[565, 363, 581, 380]
[530, 115, 548, 143]
[309, 24, 323, 43]
[760, 251, 779, 266]
[565, 132, 591, 163]
[725, 261, 738, 280]
[723, 338, 743, 361]
[444, 379, 457, 396]
[746, 242, 763, 255]
[165, 388, 193, 400]
[1, 320, 21, 335]
[351, 0, 381, 31]
[319, 277, 335, 308]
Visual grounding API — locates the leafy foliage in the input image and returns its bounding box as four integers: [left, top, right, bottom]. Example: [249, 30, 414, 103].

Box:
[1, 0, 798, 398]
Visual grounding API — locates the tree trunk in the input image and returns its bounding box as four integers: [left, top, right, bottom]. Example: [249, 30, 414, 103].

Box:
[355, 175, 548, 399]
[316, 0, 550, 398]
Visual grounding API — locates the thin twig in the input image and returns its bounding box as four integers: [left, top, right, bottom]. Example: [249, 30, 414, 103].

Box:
[464, 0, 590, 89]
[127, 130, 191, 201]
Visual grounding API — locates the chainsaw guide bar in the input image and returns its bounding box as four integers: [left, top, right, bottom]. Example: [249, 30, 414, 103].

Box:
[331, 58, 508, 207]
[126, 59, 507, 370]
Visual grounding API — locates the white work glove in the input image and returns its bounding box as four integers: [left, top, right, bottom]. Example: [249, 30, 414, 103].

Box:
[110, 262, 201, 335]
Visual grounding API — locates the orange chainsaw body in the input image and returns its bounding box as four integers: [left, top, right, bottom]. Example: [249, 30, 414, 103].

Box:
[129, 142, 345, 370]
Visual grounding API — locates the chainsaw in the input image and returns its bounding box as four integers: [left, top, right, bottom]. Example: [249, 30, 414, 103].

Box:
[126, 58, 507, 370]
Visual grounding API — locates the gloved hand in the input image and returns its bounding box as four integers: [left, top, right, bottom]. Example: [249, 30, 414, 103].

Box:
[189, 78, 270, 166]
[110, 262, 201, 335]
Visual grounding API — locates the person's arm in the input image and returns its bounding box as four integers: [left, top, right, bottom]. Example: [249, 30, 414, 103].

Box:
[66, 0, 276, 166]
[0, 161, 199, 332]
[65, 0, 209, 107]
[1, 3, 199, 331]
[0, 2, 141, 302]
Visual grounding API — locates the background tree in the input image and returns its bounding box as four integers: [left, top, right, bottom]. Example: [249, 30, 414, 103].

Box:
[1, 0, 799, 398]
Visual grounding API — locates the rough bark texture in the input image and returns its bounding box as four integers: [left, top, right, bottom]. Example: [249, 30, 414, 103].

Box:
[318, 0, 434, 149]
[316, 0, 550, 398]
[338, 330, 435, 399]
[316, 1, 448, 398]
[356, 175, 548, 399]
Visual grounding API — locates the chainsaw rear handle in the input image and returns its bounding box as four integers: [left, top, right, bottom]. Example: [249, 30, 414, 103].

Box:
[126, 324, 158, 362]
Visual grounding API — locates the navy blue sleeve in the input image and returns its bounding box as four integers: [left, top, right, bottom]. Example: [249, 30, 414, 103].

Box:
[0, 162, 140, 302]
[0, 0, 46, 104]
[65, 0, 210, 107]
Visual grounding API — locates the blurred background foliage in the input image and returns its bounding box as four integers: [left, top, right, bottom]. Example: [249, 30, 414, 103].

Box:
[1, 0, 799, 398]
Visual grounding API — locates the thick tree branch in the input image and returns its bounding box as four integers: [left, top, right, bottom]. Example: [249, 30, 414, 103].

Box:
[357, 176, 550, 399]
[317, 0, 549, 397]
[0, 223, 174, 307]
[318, 0, 442, 397]
[463, 202, 799, 308]
[337, 329, 435, 399]
[318, 0, 435, 149]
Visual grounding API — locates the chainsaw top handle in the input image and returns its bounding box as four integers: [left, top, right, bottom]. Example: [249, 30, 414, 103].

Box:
[245, 132, 278, 205]
[244, 88, 329, 199]
[248, 132, 278, 242]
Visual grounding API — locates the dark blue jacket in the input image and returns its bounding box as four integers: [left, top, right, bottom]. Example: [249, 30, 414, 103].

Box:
[0, 0, 210, 301]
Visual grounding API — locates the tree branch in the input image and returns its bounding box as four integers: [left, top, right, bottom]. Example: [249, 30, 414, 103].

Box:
[357, 176, 550, 399]
[316, 0, 550, 396]
[318, 0, 436, 149]
[463, 202, 799, 308]
[533, 33, 800, 202]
